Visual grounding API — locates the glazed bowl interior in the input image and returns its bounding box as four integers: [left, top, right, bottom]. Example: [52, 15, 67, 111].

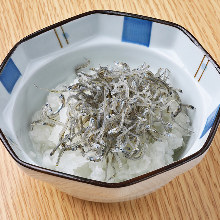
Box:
[4, 43, 208, 164]
[0, 12, 219, 176]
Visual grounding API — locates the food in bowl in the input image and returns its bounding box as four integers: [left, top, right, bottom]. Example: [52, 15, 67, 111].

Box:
[0, 10, 219, 202]
[29, 60, 194, 182]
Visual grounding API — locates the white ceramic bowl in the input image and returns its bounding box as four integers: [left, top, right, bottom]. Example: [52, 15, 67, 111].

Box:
[0, 10, 219, 202]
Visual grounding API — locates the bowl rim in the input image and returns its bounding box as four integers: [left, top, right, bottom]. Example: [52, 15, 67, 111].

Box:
[0, 10, 220, 188]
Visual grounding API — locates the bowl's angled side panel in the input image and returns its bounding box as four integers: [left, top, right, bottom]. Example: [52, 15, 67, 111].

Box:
[21, 14, 100, 61]
[17, 151, 206, 202]
[173, 29, 220, 100]
[173, 29, 220, 156]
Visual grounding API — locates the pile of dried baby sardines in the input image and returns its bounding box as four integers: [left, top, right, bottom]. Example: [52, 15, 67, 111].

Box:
[30, 61, 194, 182]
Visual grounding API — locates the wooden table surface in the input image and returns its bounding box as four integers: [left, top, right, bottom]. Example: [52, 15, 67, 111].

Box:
[0, 0, 219, 219]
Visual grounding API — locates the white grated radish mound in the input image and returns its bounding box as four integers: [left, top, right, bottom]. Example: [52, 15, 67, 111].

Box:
[29, 63, 192, 183]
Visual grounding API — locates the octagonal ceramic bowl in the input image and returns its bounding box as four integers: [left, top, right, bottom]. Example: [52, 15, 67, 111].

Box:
[0, 10, 219, 203]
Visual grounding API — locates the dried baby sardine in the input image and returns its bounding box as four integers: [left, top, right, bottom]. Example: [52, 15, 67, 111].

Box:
[32, 61, 194, 179]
